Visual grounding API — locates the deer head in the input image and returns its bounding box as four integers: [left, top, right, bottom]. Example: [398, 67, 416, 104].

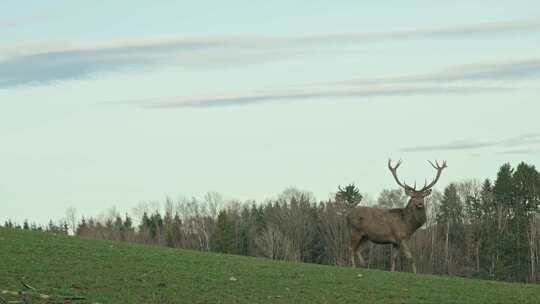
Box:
[388, 159, 447, 210]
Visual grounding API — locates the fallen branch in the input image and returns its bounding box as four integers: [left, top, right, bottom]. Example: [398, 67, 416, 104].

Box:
[20, 280, 37, 292]
[1, 280, 87, 303]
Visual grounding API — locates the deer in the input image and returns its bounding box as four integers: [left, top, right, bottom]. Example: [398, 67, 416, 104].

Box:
[348, 159, 447, 273]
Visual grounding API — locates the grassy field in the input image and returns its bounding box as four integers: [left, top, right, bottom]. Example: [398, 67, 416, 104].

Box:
[1, 228, 540, 303]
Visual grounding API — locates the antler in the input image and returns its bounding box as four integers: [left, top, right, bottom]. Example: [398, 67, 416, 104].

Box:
[388, 159, 416, 191]
[418, 160, 447, 191]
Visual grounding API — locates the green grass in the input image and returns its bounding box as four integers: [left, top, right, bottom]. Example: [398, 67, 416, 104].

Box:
[1, 228, 540, 303]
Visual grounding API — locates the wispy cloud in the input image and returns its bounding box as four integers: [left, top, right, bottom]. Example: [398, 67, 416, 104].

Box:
[294, 19, 540, 44]
[0, 38, 230, 89]
[1, 19, 539, 89]
[497, 148, 540, 155]
[139, 85, 508, 109]
[0, 11, 61, 29]
[335, 58, 540, 86]
[402, 133, 540, 153]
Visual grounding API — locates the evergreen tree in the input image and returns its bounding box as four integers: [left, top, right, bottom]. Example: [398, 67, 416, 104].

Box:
[513, 162, 540, 217]
[76, 217, 88, 236]
[492, 163, 523, 281]
[493, 163, 514, 223]
[213, 210, 235, 254]
[148, 212, 164, 240]
[437, 183, 465, 274]
[335, 183, 363, 208]
[438, 183, 464, 226]
[508, 162, 540, 281]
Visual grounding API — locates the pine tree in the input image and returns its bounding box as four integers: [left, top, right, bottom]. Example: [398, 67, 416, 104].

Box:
[477, 179, 498, 278]
[213, 210, 235, 254]
[76, 217, 88, 236]
[510, 162, 540, 282]
[513, 162, 540, 217]
[437, 183, 464, 274]
[335, 183, 363, 209]
[492, 163, 521, 281]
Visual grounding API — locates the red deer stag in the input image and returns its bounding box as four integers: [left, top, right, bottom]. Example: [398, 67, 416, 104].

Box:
[348, 159, 447, 273]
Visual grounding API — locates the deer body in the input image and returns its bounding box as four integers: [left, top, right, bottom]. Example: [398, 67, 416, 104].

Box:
[349, 159, 446, 273]
[349, 205, 426, 244]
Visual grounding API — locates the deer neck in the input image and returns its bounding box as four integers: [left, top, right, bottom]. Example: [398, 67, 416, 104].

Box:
[403, 203, 427, 235]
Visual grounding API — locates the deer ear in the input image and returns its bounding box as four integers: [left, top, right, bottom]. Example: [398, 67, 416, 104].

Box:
[405, 189, 414, 196]
[424, 189, 432, 195]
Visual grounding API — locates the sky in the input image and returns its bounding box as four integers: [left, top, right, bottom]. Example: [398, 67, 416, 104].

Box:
[1, 1, 539, 224]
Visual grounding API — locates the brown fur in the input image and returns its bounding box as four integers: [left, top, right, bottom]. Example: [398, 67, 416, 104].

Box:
[348, 191, 429, 273]
[348, 159, 446, 273]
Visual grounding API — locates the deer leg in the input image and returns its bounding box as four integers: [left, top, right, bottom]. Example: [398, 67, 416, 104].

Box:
[356, 239, 369, 268]
[350, 231, 362, 268]
[390, 244, 400, 272]
[350, 232, 368, 268]
[400, 242, 417, 274]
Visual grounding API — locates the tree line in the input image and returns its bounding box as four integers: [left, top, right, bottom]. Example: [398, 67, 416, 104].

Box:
[3, 162, 539, 283]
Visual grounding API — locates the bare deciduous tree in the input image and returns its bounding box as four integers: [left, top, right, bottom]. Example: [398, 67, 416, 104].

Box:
[318, 201, 350, 266]
[65, 207, 77, 235]
[256, 224, 296, 260]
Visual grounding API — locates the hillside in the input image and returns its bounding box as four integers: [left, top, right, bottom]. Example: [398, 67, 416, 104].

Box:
[1, 228, 539, 303]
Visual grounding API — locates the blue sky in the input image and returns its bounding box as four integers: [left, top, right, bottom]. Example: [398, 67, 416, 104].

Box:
[1, 1, 539, 223]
